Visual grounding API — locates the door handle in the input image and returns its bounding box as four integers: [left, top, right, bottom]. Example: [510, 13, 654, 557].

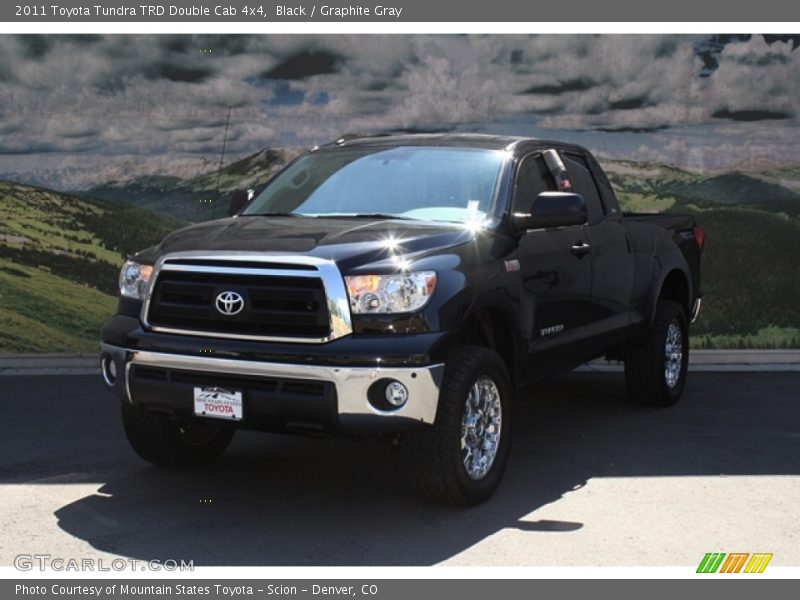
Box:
[571, 241, 591, 258]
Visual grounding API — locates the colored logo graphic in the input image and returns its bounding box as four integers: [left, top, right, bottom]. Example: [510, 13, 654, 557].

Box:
[697, 552, 773, 573]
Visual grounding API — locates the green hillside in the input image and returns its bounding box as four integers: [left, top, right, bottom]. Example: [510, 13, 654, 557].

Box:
[87, 148, 300, 221]
[604, 159, 800, 217]
[0, 259, 116, 353]
[675, 202, 800, 348]
[605, 161, 800, 349]
[662, 173, 800, 216]
[0, 181, 184, 352]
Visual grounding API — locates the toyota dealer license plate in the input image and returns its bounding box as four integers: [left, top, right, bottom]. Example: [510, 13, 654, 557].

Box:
[193, 386, 243, 420]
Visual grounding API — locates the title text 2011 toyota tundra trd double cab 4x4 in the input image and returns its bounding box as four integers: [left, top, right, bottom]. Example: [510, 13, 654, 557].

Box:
[100, 134, 703, 505]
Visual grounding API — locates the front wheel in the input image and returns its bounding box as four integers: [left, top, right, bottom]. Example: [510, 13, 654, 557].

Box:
[624, 300, 690, 406]
[402, 346, 512, 505]
[121, 403, 235, 468]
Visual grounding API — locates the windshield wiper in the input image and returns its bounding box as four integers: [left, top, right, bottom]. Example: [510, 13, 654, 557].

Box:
[313, 213, 415, 220]
[239, 212, 305, 217]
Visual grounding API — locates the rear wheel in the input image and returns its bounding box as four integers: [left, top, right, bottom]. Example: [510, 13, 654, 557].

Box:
[402, 346, 512, 505]
[121, 403, 235, 468]
[624, 300, 689, 406]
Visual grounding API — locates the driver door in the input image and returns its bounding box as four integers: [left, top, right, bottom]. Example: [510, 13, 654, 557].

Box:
[514, 152, 595, 376]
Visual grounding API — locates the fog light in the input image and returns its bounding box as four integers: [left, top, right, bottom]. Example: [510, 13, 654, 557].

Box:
[101, 355, 117, 387]
[385, 381, 408, 407]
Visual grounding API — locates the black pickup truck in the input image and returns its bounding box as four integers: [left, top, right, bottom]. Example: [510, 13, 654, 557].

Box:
[100, 134, 703, 505]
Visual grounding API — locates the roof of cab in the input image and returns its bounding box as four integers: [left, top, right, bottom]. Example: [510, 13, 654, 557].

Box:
[317, 132, 586, 156]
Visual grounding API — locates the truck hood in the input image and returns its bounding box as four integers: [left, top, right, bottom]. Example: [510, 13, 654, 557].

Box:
[153, 215, 476, 271]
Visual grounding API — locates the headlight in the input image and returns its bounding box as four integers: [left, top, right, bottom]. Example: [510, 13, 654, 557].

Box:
[118, 260, 153, 300]
[345, 271, 436, 314]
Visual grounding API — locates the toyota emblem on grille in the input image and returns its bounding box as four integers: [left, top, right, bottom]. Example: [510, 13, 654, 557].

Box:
[215, 291, 244, 316]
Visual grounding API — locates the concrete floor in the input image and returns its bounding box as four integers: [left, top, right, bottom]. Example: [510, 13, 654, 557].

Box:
[1, 371, 798, 567]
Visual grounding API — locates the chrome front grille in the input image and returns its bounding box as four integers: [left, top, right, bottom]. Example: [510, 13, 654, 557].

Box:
[140, 253, 353, 343]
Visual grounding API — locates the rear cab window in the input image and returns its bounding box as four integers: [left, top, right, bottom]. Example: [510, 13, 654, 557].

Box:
[561, 152, 606, 224]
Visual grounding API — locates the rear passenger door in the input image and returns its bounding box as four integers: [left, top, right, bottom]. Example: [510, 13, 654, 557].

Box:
[561, 151, 635, 342]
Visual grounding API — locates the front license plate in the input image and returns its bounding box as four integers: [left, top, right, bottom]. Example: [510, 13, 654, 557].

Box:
[193, 386, 243, 421]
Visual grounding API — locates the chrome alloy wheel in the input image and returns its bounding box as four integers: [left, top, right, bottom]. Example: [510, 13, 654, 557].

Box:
[460, 375, 503, 481]
[664, 319, 684, 388]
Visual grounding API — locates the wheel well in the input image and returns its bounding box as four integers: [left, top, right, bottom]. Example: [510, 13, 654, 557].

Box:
[456, 309, 517, 381]
[659, 269, 690, 316]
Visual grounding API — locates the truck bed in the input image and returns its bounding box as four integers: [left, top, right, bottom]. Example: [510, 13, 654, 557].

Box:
[623, 212, 702, 311]
[623, 212, 696, 232]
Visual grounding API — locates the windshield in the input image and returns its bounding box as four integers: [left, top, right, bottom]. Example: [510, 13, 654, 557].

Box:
[243, 146, 507, 223]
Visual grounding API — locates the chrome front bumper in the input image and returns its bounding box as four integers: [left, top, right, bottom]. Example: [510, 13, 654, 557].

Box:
[100, 343, 444, 426]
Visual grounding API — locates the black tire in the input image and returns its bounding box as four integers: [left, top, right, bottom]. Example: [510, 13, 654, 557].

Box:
[121, 403, 235, 468]
[624, 300, 689, 406]
[402, 346, 512, 505]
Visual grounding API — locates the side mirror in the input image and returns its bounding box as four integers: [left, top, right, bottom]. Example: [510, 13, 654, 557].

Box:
[228, 189, 250, 217]
[513, 192, 587, 230]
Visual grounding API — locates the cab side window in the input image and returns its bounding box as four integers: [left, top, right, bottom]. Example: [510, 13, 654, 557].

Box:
[562, 152, 605, 223]
[512, 154, 557, 216]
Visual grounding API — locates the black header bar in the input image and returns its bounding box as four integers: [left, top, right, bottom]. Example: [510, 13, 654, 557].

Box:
[3, 0, 800, 22]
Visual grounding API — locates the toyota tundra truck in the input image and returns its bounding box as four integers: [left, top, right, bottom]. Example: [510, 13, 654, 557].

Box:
[100, 134, 704, 505]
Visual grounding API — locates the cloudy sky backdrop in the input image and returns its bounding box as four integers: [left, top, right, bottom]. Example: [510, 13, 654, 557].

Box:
[1, 34, 798, 189]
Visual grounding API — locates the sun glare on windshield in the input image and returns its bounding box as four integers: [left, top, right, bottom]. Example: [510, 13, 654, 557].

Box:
[244, 146, 507, 223]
